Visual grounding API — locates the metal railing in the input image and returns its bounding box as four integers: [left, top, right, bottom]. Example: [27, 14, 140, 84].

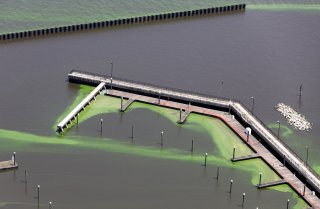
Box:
[69, 69, 320, 190]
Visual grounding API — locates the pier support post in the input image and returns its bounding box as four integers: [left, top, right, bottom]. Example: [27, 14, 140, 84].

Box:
[131, 125, 134, 139]
[229, 180, 233, 193]
[13, 152, 16, 165]
[121, 97, 123, 111]
[251, 96, 255, 113]
[204, 153, 208, 167]
[283, 155, 286, 167]
[258, 173, 262, 186]
[299, 84, 303, 96]
[160, 131, 164, 146]
[303, 185, 306, 196]
[190, 139, 194, 152]
[37, 185, 40, 199]
[24, 170, 27, 183]
[216, 167, 220, 180]
[277, 121, 280, 137]
[158, 92, 161, 104]
[179, 109, 182, 123]
[305, 146, 309, 165]
[242, 193, 245, 207]
[110, 78, 113, 90]
[232, 146, 236, 160]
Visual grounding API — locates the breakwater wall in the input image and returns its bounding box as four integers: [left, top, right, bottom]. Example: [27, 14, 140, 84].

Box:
[0, 4, 245, 42]
[66, 70, 320, 201]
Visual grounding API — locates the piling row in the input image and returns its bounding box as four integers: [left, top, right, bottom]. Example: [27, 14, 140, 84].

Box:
[0, 4, 246, 42]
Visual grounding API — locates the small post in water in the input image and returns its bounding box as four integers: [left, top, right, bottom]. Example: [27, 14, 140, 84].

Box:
[37, 185, 40, 199]
[24, 170, 27, 183]
[100, 118, 103, 132]
[287, 199, 290, 209]
[204, 153, 208, 167]
[229, 180, 233, 194]
[131, 125, 134, 139]
[242, 193, 245, 207]
[160, 131, 164, 146]
[299, 84, 303, 96]
[190, 139, 194, 152]
[216, 167, 220, 180]
[49, 201, 52, 209]
[305, 146, 309, 165]
[158, 92, 161, 104]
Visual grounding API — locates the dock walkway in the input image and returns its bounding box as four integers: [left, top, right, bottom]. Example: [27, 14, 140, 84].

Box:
[57, 82, 106, 132]
[231, 153, 260, 162]
[107, 89, 320, 208]
[66, 70, 320, 208]
[258, 179, 287, 189]
[0, 160, 18, 171]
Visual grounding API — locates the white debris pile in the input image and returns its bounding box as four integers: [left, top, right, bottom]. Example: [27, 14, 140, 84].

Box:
[275, 103, 312, 131]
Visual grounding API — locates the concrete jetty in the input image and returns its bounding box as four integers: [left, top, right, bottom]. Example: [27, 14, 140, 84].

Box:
[57, 81, 105, 132]
[64, 70, 320, 208]
[0, 4, 246, 42]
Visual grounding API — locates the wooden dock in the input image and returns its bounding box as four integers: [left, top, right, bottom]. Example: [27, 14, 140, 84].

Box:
[231, 153, 260, 162]
[120, 98, 135, 112]
[257, 179, 287, 189]
[0, 160, 18, 171]
[57, 82, 106, 132]
[66, 70, 320, 208]
[178, 109, 192, 124]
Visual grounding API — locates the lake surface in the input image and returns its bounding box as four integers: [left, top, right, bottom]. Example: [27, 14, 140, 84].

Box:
[0, 1, 319, 208]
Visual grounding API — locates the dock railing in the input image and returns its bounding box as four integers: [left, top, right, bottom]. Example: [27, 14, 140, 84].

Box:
[68, 69, 320, 192]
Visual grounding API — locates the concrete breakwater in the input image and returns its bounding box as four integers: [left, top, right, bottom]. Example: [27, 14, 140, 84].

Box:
[276, 103, 312, 131]
[0, 4, 245, 42]
[64, 70, 320, 208]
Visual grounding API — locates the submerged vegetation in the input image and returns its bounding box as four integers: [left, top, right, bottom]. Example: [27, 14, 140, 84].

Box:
[0, 86, 309, 208]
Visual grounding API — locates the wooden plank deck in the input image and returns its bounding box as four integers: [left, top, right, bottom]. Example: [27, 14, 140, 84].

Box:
[178, 110, 192, 124]
[231, 153, 260, 162]
[257, 179, 287, 189]
[106, 89, 320, 208]
[121, 98, 135, 112]
[67, 71, 320, 209]
[0, 160, 18, 171]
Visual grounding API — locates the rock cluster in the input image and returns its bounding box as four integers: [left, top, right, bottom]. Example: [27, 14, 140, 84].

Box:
[275, 103, 312, 131]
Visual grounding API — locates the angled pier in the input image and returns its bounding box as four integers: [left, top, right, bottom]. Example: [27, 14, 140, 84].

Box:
[57, 82, 105, 132]
[231, 153, 260, 162]
[257, 179, 287, 189]
[120, 98, 135, 112]
[0, 160, 18, 171]
[67, 70, 320, 208]
[178, 109, 192, 124]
